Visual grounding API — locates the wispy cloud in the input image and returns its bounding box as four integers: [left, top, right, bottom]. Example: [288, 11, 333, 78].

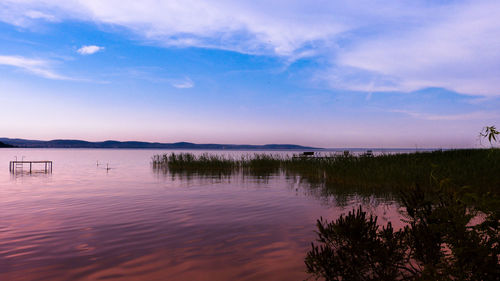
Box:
[391, 109, 500, 121]
[24, 10, 57, 21]
[77, 45, 104, 55]
[0, 0, 348, 56]
[172, 77, 194, 89]
[336, 1, 500, 96]
[1, 1, 500, 96]
[0, 55, 70, 80]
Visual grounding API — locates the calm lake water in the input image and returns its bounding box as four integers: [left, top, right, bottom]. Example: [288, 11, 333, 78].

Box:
[0, 149, 402, 280]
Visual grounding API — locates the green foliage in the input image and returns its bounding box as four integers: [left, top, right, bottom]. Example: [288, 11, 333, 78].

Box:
[305, 186, 500, 281]
[480, 126, 499, 147]
[305, 208, 409, 280]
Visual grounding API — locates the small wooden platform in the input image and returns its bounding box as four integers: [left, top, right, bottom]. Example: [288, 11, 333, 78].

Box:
[9, 161, 53, 173]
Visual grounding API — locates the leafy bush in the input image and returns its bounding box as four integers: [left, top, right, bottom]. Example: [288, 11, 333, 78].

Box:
[305, 186, 500, 280]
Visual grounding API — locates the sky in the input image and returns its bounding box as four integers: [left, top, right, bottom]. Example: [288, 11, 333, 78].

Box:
[0, 0, 499, 148]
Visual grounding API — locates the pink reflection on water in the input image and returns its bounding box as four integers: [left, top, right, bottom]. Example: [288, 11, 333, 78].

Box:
[0, 149, 403, 280]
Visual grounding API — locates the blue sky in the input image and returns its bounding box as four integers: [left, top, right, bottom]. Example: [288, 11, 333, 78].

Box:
[1, 0, 499, 148]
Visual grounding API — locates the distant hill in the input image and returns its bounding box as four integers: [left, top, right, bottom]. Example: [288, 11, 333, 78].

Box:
[0, 141, 15, 148]
[0, 138, 320, 150]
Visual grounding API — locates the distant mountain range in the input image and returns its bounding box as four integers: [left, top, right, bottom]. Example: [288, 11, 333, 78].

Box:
[0, 138, 320, 150]
[0, 141, 15, 148]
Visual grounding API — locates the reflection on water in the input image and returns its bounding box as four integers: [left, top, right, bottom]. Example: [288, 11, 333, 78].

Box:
[0, 149, 402, 280]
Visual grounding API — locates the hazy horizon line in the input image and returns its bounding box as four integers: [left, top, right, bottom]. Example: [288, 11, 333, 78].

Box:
[0, 136, 478, 150]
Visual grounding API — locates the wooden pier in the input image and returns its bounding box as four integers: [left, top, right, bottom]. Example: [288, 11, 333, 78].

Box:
[9, 161, 53, 173]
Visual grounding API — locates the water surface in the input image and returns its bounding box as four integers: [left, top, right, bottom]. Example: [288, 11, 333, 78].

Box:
[0, 149, 401, 280]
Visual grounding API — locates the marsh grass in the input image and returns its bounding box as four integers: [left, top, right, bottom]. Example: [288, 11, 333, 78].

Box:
[152, 149, 500, 197]
[152, 153, 284, 176]
[152, 153, 238, 170]
[285, 149, 500, 195]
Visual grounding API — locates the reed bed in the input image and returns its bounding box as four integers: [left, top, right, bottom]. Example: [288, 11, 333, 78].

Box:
[152, 153, 284, 175]
[152, 149, 500, 195]
[284, 149, 500, 193]
[153, 153, 238, 170]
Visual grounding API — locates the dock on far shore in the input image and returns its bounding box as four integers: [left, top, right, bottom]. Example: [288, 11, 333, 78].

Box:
[9, 161, 53, 173]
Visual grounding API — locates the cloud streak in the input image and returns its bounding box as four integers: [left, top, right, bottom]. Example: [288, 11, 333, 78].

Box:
[391, 109, 500, 121]
[172, 77, 194, 89]
[0, 55, 70, 80]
